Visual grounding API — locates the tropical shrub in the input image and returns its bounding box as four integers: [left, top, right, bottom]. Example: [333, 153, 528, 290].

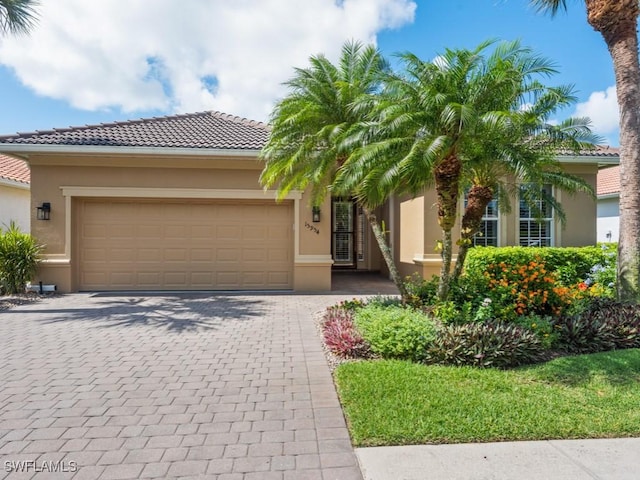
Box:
[462, 257, 581, 321]
[464, 246, 613, 286]
[512, 314, 559, 350]
[0, 222, 42, 295]
[322, 307, 371, 358]
[404, 273, 439, 307]
[554, 299, 640, 353]
[428, 321, 546, 368]
[354, 304, 437, 362]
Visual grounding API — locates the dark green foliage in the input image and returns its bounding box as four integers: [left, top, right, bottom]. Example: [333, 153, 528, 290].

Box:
[428, 322, 546, 368]
[0, 222, 42, 295]
[464, 246, 614, 286]
[354, 305, 437, 362]
[554, 299, 640, 354]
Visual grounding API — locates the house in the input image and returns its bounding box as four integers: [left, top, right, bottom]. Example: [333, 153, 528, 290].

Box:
[0, 111, 618, 292]
[596, 164, 620, 243]
[391, 145, 619, 280]
[0, 154, 30, 232]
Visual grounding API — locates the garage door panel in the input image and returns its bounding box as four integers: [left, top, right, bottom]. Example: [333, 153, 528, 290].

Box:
[78, 199, 293, 290]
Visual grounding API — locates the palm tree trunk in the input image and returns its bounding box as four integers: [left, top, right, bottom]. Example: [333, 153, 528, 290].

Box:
[434, 154, 462, 300]
[588, 1, 640, 301]
[362, 206, 408, 300]
[452, 185, 494, 282]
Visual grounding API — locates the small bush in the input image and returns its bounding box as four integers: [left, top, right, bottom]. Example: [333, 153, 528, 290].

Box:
[354, 304, 437, 362]
[428, 322, 546, 368]
[512, 314, 559, 350]
[322, 307, 371, 359]
[404, 274, 438, 306]
[0, 222, 42, 295]
[366, 295, 403, 308]
[554, 299, 640, 353]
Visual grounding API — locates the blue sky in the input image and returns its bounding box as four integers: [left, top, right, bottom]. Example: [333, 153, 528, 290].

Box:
[0, 0, 619, 145]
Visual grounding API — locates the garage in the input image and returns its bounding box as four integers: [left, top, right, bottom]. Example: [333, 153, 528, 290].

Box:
[77, 198, 293, 291]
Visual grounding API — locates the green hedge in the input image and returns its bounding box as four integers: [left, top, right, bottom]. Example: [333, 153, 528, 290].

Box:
[464, 245, 616, 286]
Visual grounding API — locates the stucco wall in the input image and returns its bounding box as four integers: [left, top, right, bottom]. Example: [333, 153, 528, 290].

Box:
[0, 183, 30, 233]
[597, 196, 619, 243]
[28, 153, 332, 292]
[392, 162, 599, 279]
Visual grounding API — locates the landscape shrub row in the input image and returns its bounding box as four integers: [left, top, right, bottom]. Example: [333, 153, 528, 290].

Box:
[322, 245, 639, 368]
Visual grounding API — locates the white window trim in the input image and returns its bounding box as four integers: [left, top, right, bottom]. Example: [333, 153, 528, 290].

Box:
[516, 184, 555, 247]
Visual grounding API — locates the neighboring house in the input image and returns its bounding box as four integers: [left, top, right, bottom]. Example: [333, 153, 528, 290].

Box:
[0, 154, 30, 232]
[0, 111, 619, 292]
[597, 164, 620, 243]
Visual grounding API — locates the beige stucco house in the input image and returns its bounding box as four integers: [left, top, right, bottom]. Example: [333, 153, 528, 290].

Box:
[0, 154, 30, 233]
[0, 111, 618, 293]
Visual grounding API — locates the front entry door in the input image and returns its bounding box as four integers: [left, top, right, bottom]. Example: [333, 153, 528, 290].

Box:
[332, 199, 355, 267]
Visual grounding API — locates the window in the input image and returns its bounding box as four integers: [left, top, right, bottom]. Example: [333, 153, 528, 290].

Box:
[519, 184, 553, 247]
[463, 194, 499, 247]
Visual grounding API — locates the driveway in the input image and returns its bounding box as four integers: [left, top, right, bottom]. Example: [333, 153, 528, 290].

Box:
[0, 290, 377, 480]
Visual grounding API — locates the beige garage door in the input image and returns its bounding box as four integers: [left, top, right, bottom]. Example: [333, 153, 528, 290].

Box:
[78, 199, 293, 291]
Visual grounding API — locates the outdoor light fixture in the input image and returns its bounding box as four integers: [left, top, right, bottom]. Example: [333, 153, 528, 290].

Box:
[312, 206, 321, 223]
[37, 202, 51, 221]
[606, 231, 612, 241]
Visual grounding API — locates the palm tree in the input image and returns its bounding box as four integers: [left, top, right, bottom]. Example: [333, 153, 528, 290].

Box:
[337, 40, 575, 300]
[259, 41, 409, 297]
[0, 0, 39, 36]
[452, 116, 599, 281]
[530, 0, 640, 301]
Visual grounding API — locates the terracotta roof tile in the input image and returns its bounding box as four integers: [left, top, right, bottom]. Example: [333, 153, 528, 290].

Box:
[598, 165, 620, 196]
[0, 154, 30, 184]
[0, 111, 269, 150]
[558, 145, 620, 157]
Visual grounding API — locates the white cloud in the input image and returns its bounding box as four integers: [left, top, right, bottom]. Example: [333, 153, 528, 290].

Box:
[573, 85, 620, 145]
[0, 0, 416, 121]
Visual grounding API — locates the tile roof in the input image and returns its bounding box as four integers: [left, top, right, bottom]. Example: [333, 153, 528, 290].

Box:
[598, 165, 620, 196]
[559, 145, 620, 157]
[0, 154, 30, 185]
[0, 111, 269, 150]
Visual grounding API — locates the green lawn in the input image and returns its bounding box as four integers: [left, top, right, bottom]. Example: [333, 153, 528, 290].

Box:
[334, 349, 640, 446]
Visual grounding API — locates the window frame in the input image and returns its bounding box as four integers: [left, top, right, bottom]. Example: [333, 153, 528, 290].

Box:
[518, 183, 554, 247]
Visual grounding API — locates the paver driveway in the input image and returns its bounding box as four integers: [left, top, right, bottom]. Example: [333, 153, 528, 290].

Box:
[0, 290, 377, 480]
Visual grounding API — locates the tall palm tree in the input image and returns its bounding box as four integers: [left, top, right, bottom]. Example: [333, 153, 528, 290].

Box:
[531, 0, 640, 301]
[0, 0, 39, 36]
[337, 40, 574, 300]
[259, 41, 408, 297]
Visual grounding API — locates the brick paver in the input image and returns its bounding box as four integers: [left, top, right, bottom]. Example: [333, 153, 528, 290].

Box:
[0, 279, 396, 479]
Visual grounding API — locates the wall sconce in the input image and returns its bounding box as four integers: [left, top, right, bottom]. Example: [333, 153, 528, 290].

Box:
[606, 231, 612, 241]
[37, 202, 51, 221]
[312, 206, 321, 223]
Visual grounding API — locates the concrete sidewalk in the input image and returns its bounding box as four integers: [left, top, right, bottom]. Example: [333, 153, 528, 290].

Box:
[356, 437, 640, 480]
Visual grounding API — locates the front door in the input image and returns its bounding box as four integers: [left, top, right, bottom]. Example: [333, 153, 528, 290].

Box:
[332, 198, 355, 267]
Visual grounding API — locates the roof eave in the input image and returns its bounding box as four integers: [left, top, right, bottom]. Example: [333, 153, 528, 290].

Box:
[597, 192, 619, 200]
[0, 177, 29, 189]
[558, 155, 619, 166]
[0, 144, 264, 159]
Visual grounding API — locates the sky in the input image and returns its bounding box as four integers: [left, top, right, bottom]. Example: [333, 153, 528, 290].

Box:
[0, 0, 620, 146]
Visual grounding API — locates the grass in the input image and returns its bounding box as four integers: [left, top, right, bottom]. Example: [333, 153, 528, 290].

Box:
[334, 349, 640, 446]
